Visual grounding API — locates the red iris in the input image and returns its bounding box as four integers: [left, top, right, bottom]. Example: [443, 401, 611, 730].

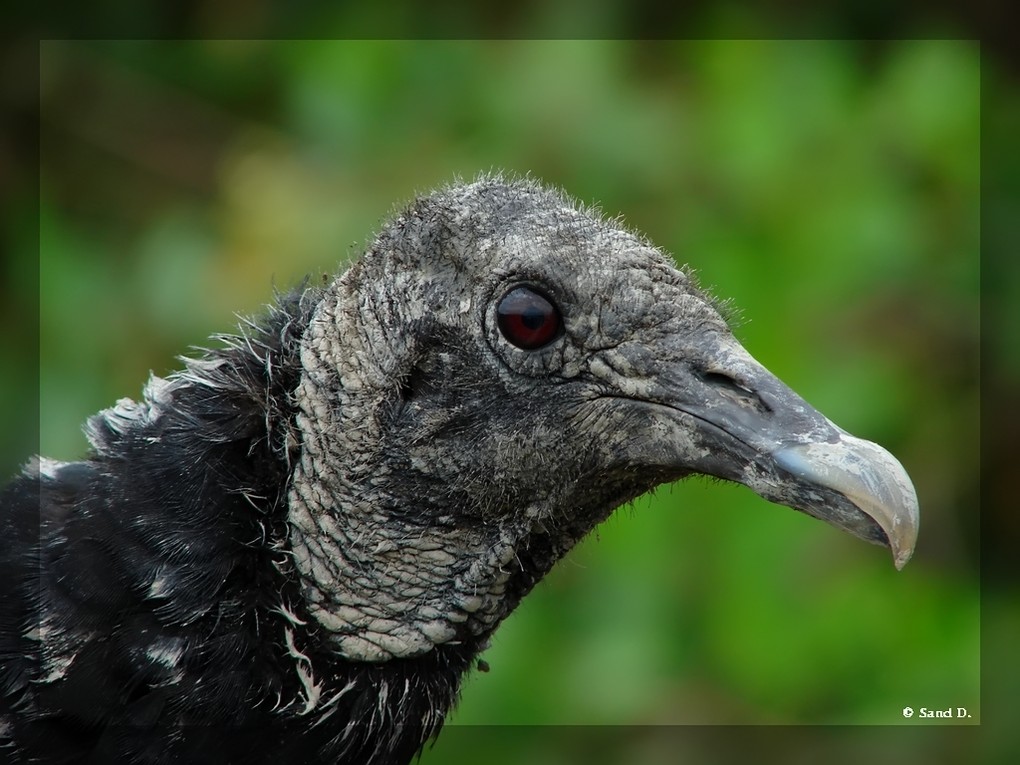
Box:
[496, 286, 562, 350]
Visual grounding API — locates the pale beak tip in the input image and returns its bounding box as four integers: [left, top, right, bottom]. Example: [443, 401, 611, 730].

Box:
[774, 436, 919, 569]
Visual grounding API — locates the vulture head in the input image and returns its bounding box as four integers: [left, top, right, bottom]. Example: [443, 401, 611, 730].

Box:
[2, 175, 918, 764]
[289, 177, 918, 663]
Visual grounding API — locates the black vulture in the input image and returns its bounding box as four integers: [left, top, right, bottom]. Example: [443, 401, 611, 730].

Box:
[1, 176, 919, 764]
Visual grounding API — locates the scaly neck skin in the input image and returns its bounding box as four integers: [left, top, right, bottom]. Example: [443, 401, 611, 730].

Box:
[287, 421, 642, 666]
[287, 470, 521, 662]
[286, 275, 520, 662]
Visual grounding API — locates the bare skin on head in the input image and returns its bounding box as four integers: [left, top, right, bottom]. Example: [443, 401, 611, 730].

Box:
[286, 177, 919, 663]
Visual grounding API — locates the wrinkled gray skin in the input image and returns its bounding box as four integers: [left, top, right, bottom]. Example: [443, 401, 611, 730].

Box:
[287, 175, 919, 664]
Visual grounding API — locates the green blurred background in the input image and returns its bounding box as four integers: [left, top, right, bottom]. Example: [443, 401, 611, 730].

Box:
[4, 30, 1007, 762]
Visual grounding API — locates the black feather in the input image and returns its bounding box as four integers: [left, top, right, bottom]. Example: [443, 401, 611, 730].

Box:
[2, 288, 471, 764]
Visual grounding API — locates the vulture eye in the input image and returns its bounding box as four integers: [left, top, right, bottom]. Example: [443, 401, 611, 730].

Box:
[496, 286, 562, 350]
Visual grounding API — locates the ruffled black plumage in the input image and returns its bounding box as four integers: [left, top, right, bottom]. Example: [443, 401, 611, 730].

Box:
[1, 288, 473, 764]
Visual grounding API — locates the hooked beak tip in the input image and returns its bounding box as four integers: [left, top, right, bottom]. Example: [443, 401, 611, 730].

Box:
[773, 436, 919, 569]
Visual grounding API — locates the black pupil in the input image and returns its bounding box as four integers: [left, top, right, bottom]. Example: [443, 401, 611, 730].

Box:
[521, 308, 546, 330]
[497, 287, 561, 350]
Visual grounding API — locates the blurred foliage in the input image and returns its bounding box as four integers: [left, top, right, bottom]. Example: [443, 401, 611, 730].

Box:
[6, 31, 1003, 761]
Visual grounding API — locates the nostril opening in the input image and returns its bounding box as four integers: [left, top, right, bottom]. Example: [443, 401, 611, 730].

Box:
[701, 370, 750, 394]
[700, 369, 770, 413]
[702, 370, 738, 388]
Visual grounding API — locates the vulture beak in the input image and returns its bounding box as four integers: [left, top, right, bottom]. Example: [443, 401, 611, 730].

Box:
[637, 332, 920, 568]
